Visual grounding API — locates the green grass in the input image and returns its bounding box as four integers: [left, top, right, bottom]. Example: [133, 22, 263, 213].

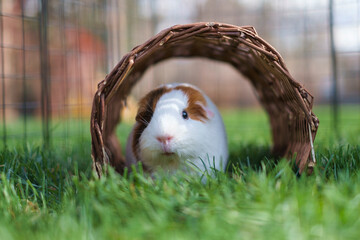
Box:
[0, 105, 360, 239]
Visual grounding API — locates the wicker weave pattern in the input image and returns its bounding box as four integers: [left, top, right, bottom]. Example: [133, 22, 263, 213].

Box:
[90, 22, 319, 177]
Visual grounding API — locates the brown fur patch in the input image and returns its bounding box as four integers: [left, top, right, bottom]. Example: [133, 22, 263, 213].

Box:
[174, 85, 209, 122]
[132, 86, 170, 161]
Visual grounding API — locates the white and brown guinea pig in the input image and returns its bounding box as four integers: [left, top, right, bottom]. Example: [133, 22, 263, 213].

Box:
[125, 83, 228, 175]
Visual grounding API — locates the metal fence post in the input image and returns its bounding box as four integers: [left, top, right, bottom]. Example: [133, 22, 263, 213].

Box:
[39, 0, 51, 148]
[0, 1, 6, 149]
[329, 0, 339, 133]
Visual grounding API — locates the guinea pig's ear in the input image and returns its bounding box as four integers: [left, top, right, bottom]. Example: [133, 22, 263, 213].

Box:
[197, 101, 214, 119]
[204, 106, 215, 119]
[135, 87, 170, 124]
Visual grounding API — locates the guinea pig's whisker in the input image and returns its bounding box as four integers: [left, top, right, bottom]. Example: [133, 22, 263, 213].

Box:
[145, 109, 153, 115]
[138, 116, 150, 126]
[139, 120, 149, 126]
[145, 102, 154, 111]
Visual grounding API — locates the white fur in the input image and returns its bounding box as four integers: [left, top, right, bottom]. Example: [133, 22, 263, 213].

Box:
[127, 83, 228, 176]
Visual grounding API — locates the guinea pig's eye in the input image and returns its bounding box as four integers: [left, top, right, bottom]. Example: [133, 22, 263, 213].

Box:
[182, 110, 189, 120]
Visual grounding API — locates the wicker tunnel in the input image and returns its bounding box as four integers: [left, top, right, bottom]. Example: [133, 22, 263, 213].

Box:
[90, 22, 319, 178]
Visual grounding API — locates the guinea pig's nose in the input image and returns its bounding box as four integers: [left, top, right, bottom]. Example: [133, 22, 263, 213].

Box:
[156, 135, 173, 144]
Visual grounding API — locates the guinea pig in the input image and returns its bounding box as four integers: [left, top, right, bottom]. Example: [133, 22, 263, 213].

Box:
[125, 83, 228, 176]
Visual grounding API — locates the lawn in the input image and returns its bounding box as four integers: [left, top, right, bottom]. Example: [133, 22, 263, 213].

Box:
[0, 105, 359, 239]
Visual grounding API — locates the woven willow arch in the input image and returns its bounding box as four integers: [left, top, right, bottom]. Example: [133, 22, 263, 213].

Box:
[90, 22, 319, 178]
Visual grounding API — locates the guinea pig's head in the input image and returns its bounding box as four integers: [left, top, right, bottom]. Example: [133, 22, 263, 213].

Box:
[132, 84, 215, 171]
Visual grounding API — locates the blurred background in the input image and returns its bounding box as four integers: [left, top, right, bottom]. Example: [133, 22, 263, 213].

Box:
[0, 0, 359, 149]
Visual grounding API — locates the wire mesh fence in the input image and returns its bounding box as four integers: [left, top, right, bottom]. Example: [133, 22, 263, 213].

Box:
[1, 0, 109, 149]
[0, 0, 359, 149]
